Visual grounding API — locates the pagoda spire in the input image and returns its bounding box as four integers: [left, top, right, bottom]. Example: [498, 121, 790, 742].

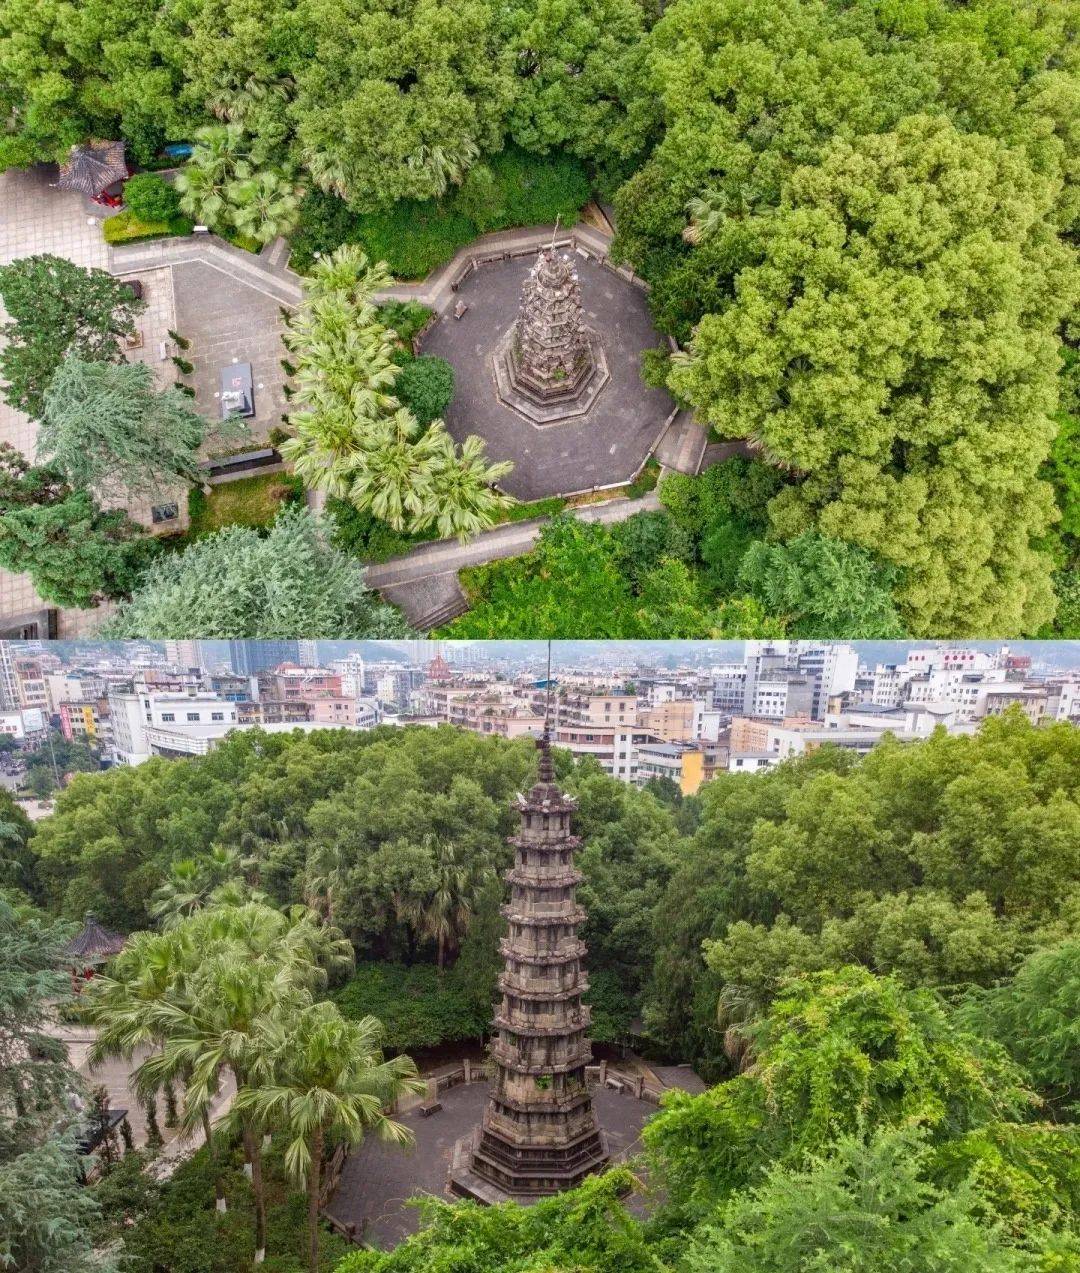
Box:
[451, 658, 608, 1199]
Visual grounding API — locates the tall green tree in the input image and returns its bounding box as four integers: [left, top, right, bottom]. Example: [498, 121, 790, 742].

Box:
[290, 0, 513, 209]
[0, 445, 150, 608]
[39, 358, 228, 500]
[669, 115, 1075, 635]
[0, 900, 118, 1273]
[231, 1001, 421, 1273]
[737, 532, 904, 637]
[0, 255, 144, 421]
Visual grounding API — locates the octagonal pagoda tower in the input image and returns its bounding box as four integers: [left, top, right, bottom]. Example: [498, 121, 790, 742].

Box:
[492, 240, 610, 426]
[452, 729, 608, 1199]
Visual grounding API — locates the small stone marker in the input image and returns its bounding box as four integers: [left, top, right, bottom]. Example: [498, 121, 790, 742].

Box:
[453, 299, 469, 319]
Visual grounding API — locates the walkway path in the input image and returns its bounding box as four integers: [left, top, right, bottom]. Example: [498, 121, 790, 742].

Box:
[48, 1021, 235, 1178]
[365, 491, 662, 629]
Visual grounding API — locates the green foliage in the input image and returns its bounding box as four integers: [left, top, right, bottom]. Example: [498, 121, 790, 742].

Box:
[683, 1127, 1031, 1273]
[1048, 407, 1080, 541]
[187, 474, 305, 536]
[446, 513, 784, 638]
[644, 965, 1036, 1221]
[737, 532, 904, 638]
[0, 254, 143, 420]
[40, 357, 224, 500]
[288, 147, 590, 277]
[669, 115, 1073, 636]
[99, 1139, 352, 1272]
[333, 1168, 653, 1273]
[327, 499, 438, 562]
[0, 444, 151, 607]
[291, 0, 512, 210]
[0, 901, 116, 1273]
[104, 506, 410, 638]
[500, 0, 654, 189]
[645, 713, 1080, 1071]
[660, 459, 788, 541]
[332, 962, 489, 1051]
[103, 211, 194, 244]
[962, 941, 1080, 1114]
[175, 126, 301, 246]
[393, 357, 454, 428]
[282, 245, 512, 539]
[123, 173, 183, 223]
[376, 301, 433, 348]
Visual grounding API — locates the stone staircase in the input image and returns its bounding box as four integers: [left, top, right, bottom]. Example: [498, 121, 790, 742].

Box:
[377, 571, 469, 631]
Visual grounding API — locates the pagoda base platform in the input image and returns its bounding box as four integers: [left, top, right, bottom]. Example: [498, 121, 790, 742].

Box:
[492, 326, 610, 426]
[448, 1126, 610, 1204]
[326, 1068, 706, 1249]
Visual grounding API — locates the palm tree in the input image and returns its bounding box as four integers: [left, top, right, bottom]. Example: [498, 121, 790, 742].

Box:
[304, 244, 392, 302]
[347, 408, 442, 531]
[150, 846, 244, 925]
[231, 1002, 423, 1273]
[423, 427, 515, 542]
[301, 146, 349, 201]
[138, 953, 307, 1262]
[175, 124, 246, 228]
[422, 840, 484, 969]
[404, 139, 479, 198]
[228, 169, 303, 246]
[85, 901, 352, 1247]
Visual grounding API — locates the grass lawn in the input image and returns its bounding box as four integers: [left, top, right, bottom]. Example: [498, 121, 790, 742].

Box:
[187, 473, 305, 536]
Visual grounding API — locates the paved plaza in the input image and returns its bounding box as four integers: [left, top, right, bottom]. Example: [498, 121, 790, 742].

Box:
[328, 1075, 675, 1250]
[420, 254, 674, 500]
[170, 258, 290, 447]
[0, 166, 294, 627]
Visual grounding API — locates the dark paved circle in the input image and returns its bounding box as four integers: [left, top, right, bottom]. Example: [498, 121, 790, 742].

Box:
[420, 255, 674, 500]
[326, 1079, 664, 1251]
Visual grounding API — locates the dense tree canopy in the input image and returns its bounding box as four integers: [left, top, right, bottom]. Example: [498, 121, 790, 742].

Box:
[103, 506, 410, 638]
[669, 115, 1074, 635]
[0, 445, 151, 608]
[0, 256, 144, 422]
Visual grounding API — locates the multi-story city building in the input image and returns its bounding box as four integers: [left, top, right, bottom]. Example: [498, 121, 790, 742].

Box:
[59, 701, 98, 743]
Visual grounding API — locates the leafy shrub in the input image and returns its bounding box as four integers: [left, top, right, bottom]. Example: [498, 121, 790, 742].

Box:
[327, 498, 437, 562]
[376, 300, 433, 347]
[394, 356, 454, 426]
[333, 962, 490, 1051]
[289, 146, 591, 277]
[123, 173, 182, 223]
[103, 211, 193, 244]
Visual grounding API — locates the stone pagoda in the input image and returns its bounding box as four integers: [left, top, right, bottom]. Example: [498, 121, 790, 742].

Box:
[450, 729, 609, 1201]
[493, 244, 609, 426]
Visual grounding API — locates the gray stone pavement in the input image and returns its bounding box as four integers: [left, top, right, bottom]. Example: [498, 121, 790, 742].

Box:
[420, 254, 673, 500]
[327, 1079, 660, 1250]
[169, 259, 290, 447]
[655, 409, 710, 475]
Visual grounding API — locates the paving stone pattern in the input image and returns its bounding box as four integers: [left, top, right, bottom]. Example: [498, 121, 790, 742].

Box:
[421, 254, 674, 500]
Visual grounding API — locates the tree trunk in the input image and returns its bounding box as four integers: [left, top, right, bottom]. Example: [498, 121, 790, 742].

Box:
[203, 1110, 226, 1212]
[437, 931, 446, 970]
[243, 1125, 267, 1262]
[307, 1127, 324, 1273]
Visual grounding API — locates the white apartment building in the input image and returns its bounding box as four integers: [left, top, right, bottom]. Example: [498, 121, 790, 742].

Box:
[109, 689, 238, 765]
